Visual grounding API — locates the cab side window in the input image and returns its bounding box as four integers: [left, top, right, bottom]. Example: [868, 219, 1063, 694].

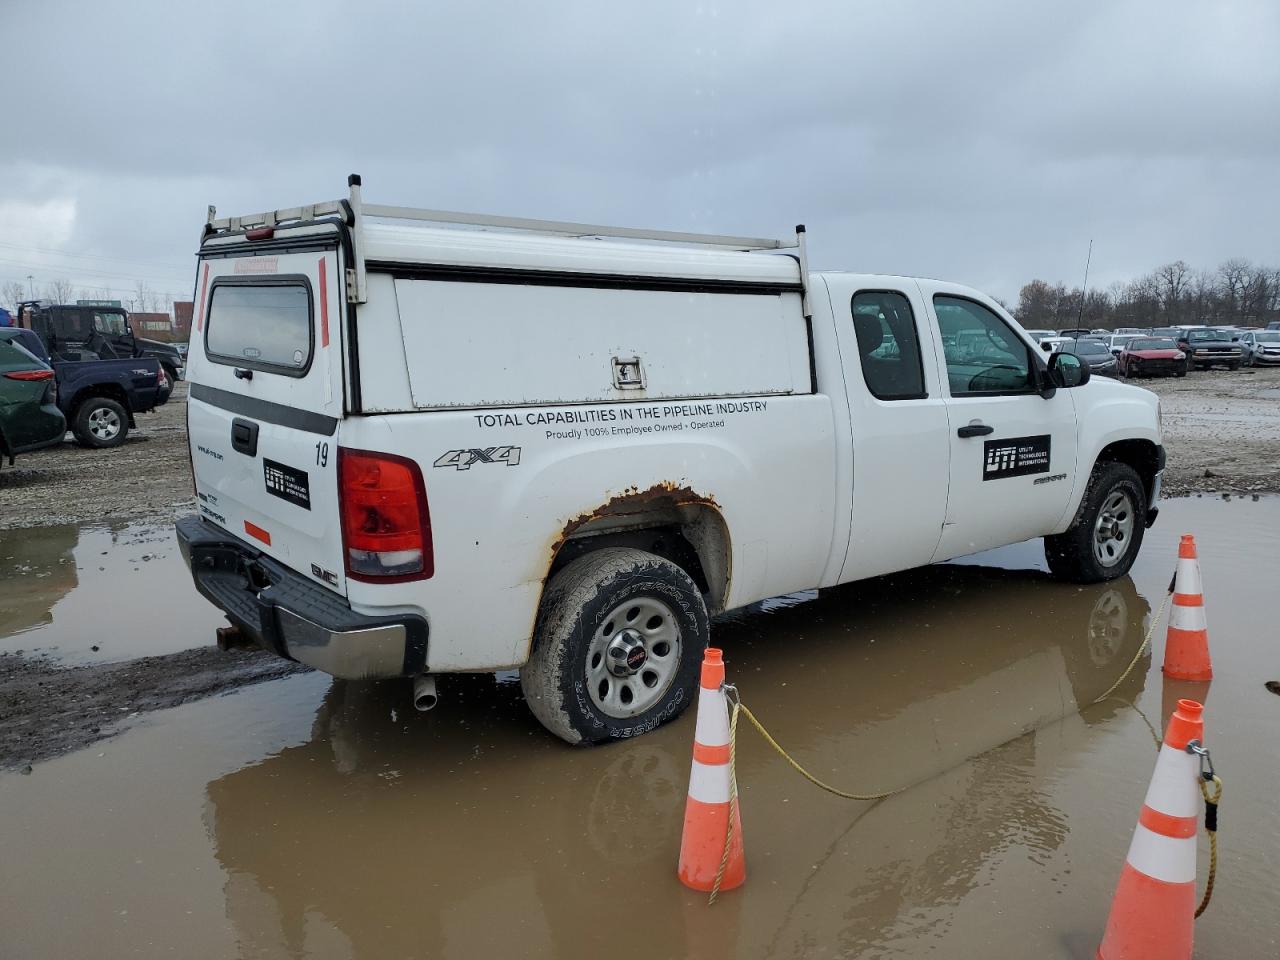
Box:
[934, 295, 1035, 395]
[851, 291, 927, 400]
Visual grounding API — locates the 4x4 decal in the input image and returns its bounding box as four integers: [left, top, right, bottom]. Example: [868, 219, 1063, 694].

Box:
[433, 446, 522, 470]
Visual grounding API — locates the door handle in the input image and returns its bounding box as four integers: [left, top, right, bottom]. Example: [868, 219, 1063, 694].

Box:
[231, 418, 259, 457]
[234, 367, 253, 381]
[957, 422, 994, 438]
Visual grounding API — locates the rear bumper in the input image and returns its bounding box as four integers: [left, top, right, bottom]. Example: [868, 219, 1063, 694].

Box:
[176, 515, 427, 679]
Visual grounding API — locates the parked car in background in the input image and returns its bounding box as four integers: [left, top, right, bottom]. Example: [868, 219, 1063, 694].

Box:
[1113, 327, 1146, 336]
[1118, 337, 1188, 378]
[1106, 334, 1137, 357]
[1021, 328, 1055, 341]
[1057, 327, 1093, 338]
[17, 302, 186, 383]
[0, 326, 169, 448]
[1267, 321, 1280, 331]
[1038, 336, 1074, 354]
[1240, 331, 1280, 366]
[1175, 328, 1244, 370]
[1059, 337, 1119, 377]
[0, 336, 66, 467]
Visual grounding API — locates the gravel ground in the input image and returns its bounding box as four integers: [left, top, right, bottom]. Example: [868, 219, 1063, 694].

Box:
[0, 381, 195, 530]
[1, 368, 1277, 770]
[1139, 365, 1280, 496]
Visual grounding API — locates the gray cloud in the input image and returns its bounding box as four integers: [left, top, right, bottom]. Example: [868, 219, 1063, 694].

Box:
[1, 0, 1277, 304]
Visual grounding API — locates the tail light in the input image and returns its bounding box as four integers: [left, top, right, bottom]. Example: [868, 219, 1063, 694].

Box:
[4, 369, 54, 381]
[338, 448, 433, 582]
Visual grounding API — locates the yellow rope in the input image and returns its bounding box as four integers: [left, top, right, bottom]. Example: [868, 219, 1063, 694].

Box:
[1196, 774, 1223, 918]
[708, 700, 905, 904]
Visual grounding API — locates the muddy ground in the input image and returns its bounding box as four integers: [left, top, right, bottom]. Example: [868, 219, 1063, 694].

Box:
[0, 369, 1277, 773]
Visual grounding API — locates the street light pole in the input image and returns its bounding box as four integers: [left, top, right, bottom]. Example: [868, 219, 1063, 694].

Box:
[26, 275, 34, 300]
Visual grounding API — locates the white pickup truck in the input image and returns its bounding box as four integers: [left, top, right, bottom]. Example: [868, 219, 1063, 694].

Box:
[177, 176, 1164, 744]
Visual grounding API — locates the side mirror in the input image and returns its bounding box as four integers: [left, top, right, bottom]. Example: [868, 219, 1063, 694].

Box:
[1040, 341, 1053, 353]
[1048, 351, 1090, 388]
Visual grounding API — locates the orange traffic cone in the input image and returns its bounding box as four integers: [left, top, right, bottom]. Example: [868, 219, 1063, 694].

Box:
[678, 648, 745, 892]
[1097, 699, 1206, 960]
[1164, 535, 1213, 681]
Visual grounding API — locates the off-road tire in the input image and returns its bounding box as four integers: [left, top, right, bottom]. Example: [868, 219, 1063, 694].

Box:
[1045, 462, 1146, 583]
[72, 397, 129, 448]
[1228, 361, 1240, 371]
[520, 547, 708, 745]
[1175, 365, 1187, 378]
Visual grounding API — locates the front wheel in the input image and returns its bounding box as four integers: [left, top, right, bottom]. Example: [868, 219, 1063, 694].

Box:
[1045, 462, 1147, 583]
[1228, 361, 1240, 371]
[72, 397, 129, 448]
[520, 547, 708, 744]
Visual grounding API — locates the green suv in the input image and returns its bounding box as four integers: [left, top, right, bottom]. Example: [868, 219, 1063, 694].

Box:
[0, 336, 66, 466]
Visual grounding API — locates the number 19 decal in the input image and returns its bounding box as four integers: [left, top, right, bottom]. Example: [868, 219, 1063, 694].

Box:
[315, 441, 329, 467]
[433, 446, 522, 470]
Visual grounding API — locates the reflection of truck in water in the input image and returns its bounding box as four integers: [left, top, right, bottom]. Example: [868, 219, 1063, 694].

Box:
[177, 177, 1165, 744]
[203, 567, 1150, 957]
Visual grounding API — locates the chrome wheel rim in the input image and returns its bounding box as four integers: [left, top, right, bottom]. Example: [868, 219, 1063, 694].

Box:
[88, 407, 121, 440]
[586, 596, 682, 718]
[1093, 490, 1135, 568]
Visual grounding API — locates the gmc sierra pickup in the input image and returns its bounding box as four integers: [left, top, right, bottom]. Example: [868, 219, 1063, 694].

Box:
[176, 176, 1164, 744]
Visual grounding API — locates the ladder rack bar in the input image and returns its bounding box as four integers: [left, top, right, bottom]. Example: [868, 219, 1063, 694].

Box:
[360, 203, 789, 250]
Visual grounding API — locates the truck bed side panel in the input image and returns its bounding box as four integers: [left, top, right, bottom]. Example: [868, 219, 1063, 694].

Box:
[338, 393, 836, 671]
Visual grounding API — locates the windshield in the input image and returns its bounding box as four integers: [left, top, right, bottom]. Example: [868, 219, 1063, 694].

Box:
[92, 311, 130, 336]
[1130, 338, 1176, 350]
[1186, 329, 1227, 341]
[1256, 333, 1280, 343]
[1068, 340, 1109, 356]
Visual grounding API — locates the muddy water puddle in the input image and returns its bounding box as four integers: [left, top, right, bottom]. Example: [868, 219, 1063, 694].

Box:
[0, 521, 222, 662]
[2, 497, 1278, 958]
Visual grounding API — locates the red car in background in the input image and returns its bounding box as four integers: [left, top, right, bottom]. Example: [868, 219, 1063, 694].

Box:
[1118, 336, 1188, 378]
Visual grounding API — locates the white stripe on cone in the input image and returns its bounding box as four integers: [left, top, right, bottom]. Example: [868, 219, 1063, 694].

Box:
[688, 758, 733, 804]
[695, 690, 731, 747]
[1126, 825, 1197, 884]
[1175, 557, 1202, 596]
[1169, 603, 1208, 632]
[1143, 746, 1202, 817]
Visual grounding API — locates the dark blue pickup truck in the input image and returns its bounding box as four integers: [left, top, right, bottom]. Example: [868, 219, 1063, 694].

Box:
[0, 327, 169, 448]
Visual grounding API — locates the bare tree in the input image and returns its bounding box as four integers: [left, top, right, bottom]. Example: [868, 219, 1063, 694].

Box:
[134, 280, 155, 313]
[45, 278, 76, 304]
[1155, 261, 1193, 324]
[2, 280, 26, 310]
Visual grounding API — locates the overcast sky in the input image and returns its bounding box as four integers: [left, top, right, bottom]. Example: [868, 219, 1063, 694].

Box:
[1, 0, 1277, 308]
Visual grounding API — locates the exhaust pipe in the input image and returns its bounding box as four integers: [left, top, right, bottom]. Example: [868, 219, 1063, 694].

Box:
[412, 674, 439, 712]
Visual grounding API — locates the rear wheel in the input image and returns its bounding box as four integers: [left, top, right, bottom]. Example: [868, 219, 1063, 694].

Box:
[72, 397, 129, 448]
[1045, 462, 1146, 583]
[521, 547, 708, 744]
